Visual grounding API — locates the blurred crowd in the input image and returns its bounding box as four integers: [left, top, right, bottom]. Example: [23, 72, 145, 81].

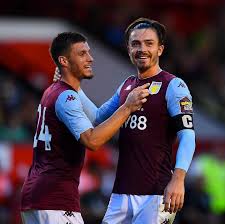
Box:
[0, 0, 225, 223]
[75, 0, 225, 123]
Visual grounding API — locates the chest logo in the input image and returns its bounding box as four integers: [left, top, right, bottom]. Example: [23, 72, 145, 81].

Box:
[148, 81, 162, 95]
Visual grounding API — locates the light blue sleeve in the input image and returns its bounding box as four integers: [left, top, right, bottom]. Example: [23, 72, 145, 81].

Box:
[95, 85, 121, 124]
[176, 129, 196, 171]
[166, 78, 195, 172]
[78, 83, 123, 125]
[55, 90, 93, 140]
[166, 77, 192, 116]
[78, 89, 98, 124]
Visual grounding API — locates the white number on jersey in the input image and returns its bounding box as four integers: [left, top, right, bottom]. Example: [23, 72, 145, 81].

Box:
[33, 104, 52, 151]
[123, 115, 147, 130]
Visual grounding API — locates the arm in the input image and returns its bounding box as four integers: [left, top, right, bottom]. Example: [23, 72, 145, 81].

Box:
[164, 78, 196, 213]
[56, 84, 150, 151]
[53, 67, 99, 124]
[80, 83, 149, 150]
[78, 83, 123, 125]
[78, 89, 98, 124]
[54, 67, 123, 125]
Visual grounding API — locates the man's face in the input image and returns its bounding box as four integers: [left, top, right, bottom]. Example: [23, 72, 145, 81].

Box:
[67, 42, 94, 80]
[128, 28, 164, 73]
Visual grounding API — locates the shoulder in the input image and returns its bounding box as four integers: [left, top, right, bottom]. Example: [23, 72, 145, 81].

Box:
[117, 75, 136, 94]
[122, 75, 136, 85]
[160, 70, 176, 82]
[56, 89, 80, 105]
[167, 77, 191, 96]
[42, 81, 76, 101]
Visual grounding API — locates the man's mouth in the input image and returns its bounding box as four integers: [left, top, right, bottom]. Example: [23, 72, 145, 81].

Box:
[84, 65, 92, 70]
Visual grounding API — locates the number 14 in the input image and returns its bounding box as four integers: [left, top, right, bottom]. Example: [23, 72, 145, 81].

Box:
[33, 104, 52, 151]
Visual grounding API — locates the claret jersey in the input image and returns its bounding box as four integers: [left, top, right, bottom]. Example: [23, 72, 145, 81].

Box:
[111, 71, 193, 195]
[77, 70, 194, 196]
[21, 81, 93, 212]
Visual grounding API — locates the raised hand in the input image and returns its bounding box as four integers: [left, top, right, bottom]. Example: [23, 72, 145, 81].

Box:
[124, 83, 150, 112]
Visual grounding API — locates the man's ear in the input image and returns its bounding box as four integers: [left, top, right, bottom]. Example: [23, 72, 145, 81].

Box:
[158, 45, 164, 57]
[127, 45, 134, 65]
[58, 56, 68, 67]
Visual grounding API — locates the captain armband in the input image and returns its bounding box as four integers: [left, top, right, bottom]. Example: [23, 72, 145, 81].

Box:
[172, 114, 194, 132]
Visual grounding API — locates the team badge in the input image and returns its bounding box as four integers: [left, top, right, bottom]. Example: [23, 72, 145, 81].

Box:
[148, 81, 162, 95]
[180, 97, 193, 113]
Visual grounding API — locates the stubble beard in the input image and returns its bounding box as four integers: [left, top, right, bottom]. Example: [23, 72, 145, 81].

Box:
[137, 56, 158, 73]
[83, 75, 94, 80]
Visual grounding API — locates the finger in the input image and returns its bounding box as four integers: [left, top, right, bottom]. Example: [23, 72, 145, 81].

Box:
[169, 194, 176, 213]
[139, 83, 150, 89]
[141, 91, 150, 98]
[174, 195, 180, 213]
[164, 192, 171, 212]
[178, 194, 184, 211]
[141, 98, 147, 103]
[141, 89, 150, 94]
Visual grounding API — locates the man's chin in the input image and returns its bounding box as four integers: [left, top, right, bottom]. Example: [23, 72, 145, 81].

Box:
[83, 74, 94, 80]
[138, 66, 150, 73]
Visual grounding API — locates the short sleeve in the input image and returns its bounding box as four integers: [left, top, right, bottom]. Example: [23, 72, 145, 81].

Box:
[166, 78, 193, 117]
[55, 90, 93, 140]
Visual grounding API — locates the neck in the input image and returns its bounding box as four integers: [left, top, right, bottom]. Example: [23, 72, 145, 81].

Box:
[61, 71, 81, 91]
[138, 65, 162, 80]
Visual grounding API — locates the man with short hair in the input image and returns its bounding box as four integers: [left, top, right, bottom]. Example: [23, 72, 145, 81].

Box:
[20, 31, 150, 224]
[102, 18, 195, 224]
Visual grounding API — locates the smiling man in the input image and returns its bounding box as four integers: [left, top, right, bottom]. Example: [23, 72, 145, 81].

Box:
[101, 18, 196, 224]
[20, 32, 150, 224]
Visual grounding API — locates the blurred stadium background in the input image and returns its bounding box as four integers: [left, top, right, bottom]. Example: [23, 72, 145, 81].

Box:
[0, 0, 225, 223]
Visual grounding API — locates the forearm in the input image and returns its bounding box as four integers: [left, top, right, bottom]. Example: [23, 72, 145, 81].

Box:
[78, 89, 120, 125]
[80, 104, 130, 150]
[175, 129, 195, 171]
[80, 83, 149, 150]
[172, 168, 186, 181]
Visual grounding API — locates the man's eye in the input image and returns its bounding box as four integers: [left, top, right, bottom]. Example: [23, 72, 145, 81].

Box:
[132, 42, 139, 47]
[79, 52, 85, 56]
[146, 42, 153, 46]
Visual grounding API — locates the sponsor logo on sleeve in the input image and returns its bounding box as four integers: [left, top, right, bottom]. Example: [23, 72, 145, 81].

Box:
[65, 95, 76, 102]
[178, 81, 186, 88]
[180, 97, 193, 113]
[149, 81, 162, 95]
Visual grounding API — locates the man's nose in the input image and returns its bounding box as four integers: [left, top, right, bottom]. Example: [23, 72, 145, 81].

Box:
[138, 43, 148, 51]
[88, 53, 94, 62]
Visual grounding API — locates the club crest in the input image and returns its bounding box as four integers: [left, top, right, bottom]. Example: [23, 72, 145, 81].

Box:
[148, 81, 162, 95]
[180, 97, 193, 113]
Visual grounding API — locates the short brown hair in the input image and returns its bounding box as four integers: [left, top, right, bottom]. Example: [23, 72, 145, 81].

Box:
[50, 32, 87, 69]
[125, 18, 166, 46]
